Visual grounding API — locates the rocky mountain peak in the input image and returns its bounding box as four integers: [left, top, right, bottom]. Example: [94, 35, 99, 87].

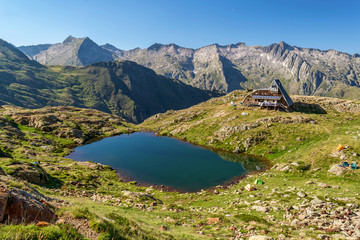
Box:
[168, 43, 181, 50]
[62, 35, 77, 44]
[81, 36, 94, 44]
[230, 42, 246, 48]
[147, 43, 183, 51]
[278, 41, 293, 50]
[147, 43, 164, 51]
[18, 36, 114, 66]
[101, 43, 120, 52]
[79, 37, 99, 48]
[264, 41, 294, 53]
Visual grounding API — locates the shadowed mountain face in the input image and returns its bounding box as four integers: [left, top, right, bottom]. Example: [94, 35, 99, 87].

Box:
[106, 41, 360, 98]
[19, 37, 360, 99]
[1, 38, 220, 123]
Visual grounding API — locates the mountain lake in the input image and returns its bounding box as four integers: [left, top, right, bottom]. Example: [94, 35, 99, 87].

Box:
[67, 132, 269, 192]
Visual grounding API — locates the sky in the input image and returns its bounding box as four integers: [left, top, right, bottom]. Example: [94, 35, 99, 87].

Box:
[0, 0, 359, 54]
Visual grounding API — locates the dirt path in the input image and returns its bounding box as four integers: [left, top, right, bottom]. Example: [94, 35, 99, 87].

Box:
[61, 216, 100, 240]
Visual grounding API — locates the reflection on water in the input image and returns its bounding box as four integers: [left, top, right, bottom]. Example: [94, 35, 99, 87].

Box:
[217, 152, 269, 172]
[67, 132, 269, 192]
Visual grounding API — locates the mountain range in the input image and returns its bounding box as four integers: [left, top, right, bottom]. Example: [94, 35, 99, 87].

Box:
[1, 38, 218, 123]
[19, 36, 360, 99]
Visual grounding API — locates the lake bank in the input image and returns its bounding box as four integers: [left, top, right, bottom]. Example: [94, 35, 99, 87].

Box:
[67, 132, 270, 192]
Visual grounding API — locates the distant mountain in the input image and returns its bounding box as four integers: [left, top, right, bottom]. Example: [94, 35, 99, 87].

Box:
[104, 41, 360, 98]
[18, 44, 51, 58]
[18, 37, 360, 99]
[19, 36, 114, 66]
[1, 38, 219, 123]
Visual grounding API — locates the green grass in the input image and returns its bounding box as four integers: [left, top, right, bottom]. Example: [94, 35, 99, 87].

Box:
[0, 224, 84, 240]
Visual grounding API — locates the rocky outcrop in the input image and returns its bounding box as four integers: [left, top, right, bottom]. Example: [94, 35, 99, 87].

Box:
[0, 192, 7, 222]
[328, 164, 346, 176]
[3, 106, 129, 143]
[283, 198, 360, 238]
[0, 175, 59, 224]
[10, 164, 49, 185]
[292, 95, 360, 113]
[0, 188, 56, 224]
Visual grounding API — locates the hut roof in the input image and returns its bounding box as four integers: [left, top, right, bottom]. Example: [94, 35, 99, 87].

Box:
[272, 79, 293, 106]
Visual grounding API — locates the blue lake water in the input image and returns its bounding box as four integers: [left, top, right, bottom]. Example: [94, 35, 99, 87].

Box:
[67, 132, 268, 192]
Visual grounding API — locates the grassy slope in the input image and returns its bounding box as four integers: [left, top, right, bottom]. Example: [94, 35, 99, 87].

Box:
[0, 92, 359, 239]
[0, 62, 218, 123]
[0, 39, 219, 123]
[141, 91, 360, 169]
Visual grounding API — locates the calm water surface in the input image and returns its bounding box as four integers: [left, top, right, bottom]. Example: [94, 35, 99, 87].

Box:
[67, 132, 268, 192]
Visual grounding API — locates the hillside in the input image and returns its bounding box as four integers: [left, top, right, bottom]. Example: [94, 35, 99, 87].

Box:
[0, 94, 359, 239]
[1, 38, 219, 123]
[141, 90, 360, 163]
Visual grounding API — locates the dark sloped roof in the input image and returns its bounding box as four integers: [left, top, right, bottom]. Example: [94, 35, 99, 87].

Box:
[273, 79, 293, 106]
[252, 95, 281, 100]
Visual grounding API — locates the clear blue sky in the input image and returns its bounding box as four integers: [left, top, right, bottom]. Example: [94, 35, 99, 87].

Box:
[0, 0, 359, 54]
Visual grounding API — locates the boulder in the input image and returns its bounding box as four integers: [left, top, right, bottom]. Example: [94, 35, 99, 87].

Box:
[297, 191, 307, 198]
[207, 218, 220, 224]
[11, 164, 49, 185]
[251, 205, 268, 212]
[3, 188, 56, 224]
[318, 183, 331, 188]
[328, 164, 346, 176]
[0, 192, 9, 222]
[233, 146, 244, 153]
[311, 197, 324, 205]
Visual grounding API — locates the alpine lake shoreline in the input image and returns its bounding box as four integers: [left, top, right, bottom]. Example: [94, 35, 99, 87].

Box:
[0, 91, 359, 239]
[66, 131, 272, 193]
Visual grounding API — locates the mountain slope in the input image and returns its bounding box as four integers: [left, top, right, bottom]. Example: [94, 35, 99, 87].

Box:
[19, 36, 114, 66]
[18, 37, 360, 99]
[107, 41, 360, 98]
[18, 43, 52, 58]
[0, 39, 43, 68]
[0, 38, 219, 123]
